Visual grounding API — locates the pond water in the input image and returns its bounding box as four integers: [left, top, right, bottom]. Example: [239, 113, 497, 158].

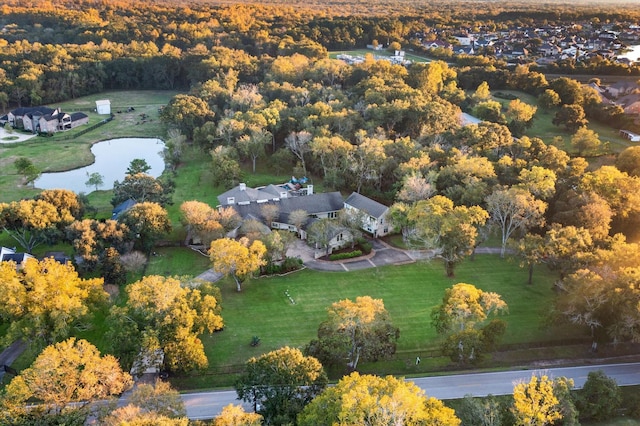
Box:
[35, 137, 166, 194]
[618, 44, 640, 63]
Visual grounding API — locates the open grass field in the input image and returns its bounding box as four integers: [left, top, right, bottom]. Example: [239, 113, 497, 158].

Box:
[170, 254, 575, 389]
[491, 89, 634, 155]
[0, 90, 177, 203]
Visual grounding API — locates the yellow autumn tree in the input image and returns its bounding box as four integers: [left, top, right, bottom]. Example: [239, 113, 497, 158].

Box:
[214, 404, 263, 426]
[298, 372, 460, 426]
[209, 237, 266, 291]
[0, 257, 106, 345]
[512, 375, 565, 426]
[0, 199, 74, 252]
[0, 338, 132, 417]
[106, 276, 223, 373]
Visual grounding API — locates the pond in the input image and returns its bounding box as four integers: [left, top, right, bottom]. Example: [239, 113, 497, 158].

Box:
[35, 137, 166, 194]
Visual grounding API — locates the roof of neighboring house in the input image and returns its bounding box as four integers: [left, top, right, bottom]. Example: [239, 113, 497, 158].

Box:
[0, 246, 16, 260]
[2, 252, 34, 263]
[70, 112, 88, 121]
[10, 106, 56, 117]
[344, 192, 389, 219]
[112, 198, 137, 220]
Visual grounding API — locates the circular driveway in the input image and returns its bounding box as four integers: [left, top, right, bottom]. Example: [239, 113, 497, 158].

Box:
[0, 126, 37, 143]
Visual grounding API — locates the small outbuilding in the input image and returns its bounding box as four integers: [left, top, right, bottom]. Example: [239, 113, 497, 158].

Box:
[95, 99, 111, 115]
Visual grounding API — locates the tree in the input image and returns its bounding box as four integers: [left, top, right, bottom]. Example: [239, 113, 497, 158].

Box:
[121, 202, 172, 253]
[457, 395, 505, 426]
[106, 276, 223, 373]
[14, 157, 40, 187]
[211, 145, 243, 187]
[349, 136, 389, 193]
[473, 100, 506, 124]
[616, 146, 640, 176]
[472, 81, 492, 103]
[397, 173, 436, 203]
[84, 171, 104, 191]
[127, 158, 152, 175]
[408, 195, 488, 277]
[338, 208, 366, 248]
[580, 165, 640, 219]
[214, 404, 262, 426]
[307, 296, 399, 370]
[298, 372, 460, 426]
[542, 224, 594, 279]
[549, 77, 584, 105]
[127, 380, 186, 419]
[66, 219, 129, 267]
[236, 128, 271, 173]
[260, 203, 280, 227]
[431, 283, 508, 363]
[506, 99, 537, 137]
[0, 258, 106, 345]
[180, 201, 240, 245]
[511, 375, 566, 426]
[485, 188, 547, 258]
[305, 218, 339, 256]
[235, 347, 327, 425]
[513, 233, 546, 285]
[102, 406, 188, 426]
[160, 94, 215, 139]
[111, 173, 174, 207]
[538, 89, 561, 110]
[288, 209, 308, 237]
[552, 104, 588, 133]
[570, 127, 601, 156]
[0, 199, 74, 252]
[577, 370, 621, 422]
[310, 135, 354, 188]
[209, 237, 266, 292]
[36, 189, 84, 219]
[285, 130, 312, 177]
[0, 338, 132, 418]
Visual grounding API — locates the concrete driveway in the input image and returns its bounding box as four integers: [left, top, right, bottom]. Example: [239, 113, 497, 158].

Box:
[289, 238, 430, 272]
[0, 126, 37, 143]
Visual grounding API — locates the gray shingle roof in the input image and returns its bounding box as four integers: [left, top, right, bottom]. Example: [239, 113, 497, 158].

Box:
[344, 192, 389, 219]
[229, 192, 344, 224]
[217, 184, 278, 205]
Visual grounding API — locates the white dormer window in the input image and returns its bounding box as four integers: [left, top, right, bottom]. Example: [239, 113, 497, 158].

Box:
[227, 197, 235, 205]
[280, 191, 288, 198]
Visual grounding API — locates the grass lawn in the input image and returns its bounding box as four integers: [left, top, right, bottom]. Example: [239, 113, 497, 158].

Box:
[171, 254, 572, 389]
[491, 89, 633, 154]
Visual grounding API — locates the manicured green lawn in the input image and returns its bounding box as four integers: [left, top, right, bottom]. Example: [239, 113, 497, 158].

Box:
[173, 255, 571, 389]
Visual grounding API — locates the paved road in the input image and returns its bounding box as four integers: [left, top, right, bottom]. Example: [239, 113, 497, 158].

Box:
[182, 362, 640, 420]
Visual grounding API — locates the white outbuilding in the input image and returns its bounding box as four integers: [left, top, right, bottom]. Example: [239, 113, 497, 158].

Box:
[95, 99, 111, 115]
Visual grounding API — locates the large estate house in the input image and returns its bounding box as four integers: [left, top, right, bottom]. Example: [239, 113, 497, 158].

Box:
[217, 182, 391, 256]
[1, 106, 88, 134]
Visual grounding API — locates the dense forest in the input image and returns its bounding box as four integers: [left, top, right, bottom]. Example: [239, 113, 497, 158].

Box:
[1, 0, 640, 107]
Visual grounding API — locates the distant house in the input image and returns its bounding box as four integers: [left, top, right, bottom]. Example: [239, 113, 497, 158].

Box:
[344, 192, 390, 238]
[617, 93, 640, 115]
[0, 247, 35, 269]
[5, 106, 88, 134]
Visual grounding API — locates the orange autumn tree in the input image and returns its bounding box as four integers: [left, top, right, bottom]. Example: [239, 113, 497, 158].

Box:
[180, 201, 240, 246]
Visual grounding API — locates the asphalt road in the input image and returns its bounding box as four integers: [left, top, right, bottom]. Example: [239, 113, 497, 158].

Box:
[182, 362, 640, 420]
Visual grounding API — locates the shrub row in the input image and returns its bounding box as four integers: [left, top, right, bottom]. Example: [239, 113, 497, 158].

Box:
[329, 250, 362, 261]
[262, 257, 303, 275]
